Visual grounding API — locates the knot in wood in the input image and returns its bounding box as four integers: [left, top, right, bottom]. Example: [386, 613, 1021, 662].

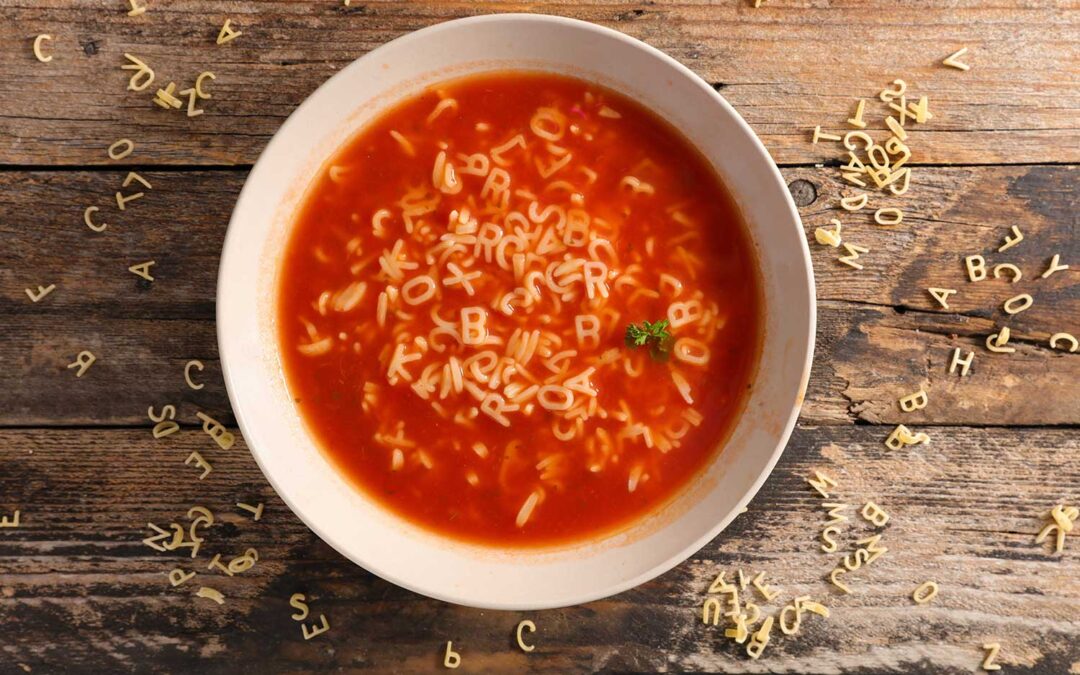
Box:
[787, 179, 817, 207]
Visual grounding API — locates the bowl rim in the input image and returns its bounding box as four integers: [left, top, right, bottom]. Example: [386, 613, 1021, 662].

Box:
[217, 12, 815, 609]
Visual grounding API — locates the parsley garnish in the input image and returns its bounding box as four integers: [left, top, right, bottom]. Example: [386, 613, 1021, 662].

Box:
[625, 319, 673, 361]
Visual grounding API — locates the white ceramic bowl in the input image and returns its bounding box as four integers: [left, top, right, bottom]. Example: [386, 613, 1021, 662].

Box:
[218, 14, 814, 610]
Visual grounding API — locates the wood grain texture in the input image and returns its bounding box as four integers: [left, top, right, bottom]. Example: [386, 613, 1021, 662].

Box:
[2, 1, 1078, 166]
[5, 298, 1079, 429]
[1, 426, 1077, 673]
[2, 166, 1075, 427]
[3, 166, 1075, 323]
[2, 1, 1078, 672]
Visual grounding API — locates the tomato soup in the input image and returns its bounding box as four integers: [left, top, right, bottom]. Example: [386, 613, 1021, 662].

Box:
[277, 72, 762, 546]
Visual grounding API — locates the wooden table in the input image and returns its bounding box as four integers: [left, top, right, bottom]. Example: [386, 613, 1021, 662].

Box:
[2, 2, 1077, 672]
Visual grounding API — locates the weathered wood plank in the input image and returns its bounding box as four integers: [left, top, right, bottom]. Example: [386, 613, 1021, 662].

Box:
[1, 166, 1075, 427]
[0, 315, 227, 427]
[1, 1, 1077, 166]
[0, 170, 236, 319]
[1, 426, 1076, 673]
[805, 299, 1080, 427]
[2, 166, 1073, 322]
[793, 164, 1079, 328]
[3, 297, 1077, 428]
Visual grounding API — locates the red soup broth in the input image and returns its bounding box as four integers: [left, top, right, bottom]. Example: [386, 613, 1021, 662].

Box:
[277, 72, 763, 546]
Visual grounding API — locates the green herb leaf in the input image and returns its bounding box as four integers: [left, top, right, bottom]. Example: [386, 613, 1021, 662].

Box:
[624, 319, 672, 361]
